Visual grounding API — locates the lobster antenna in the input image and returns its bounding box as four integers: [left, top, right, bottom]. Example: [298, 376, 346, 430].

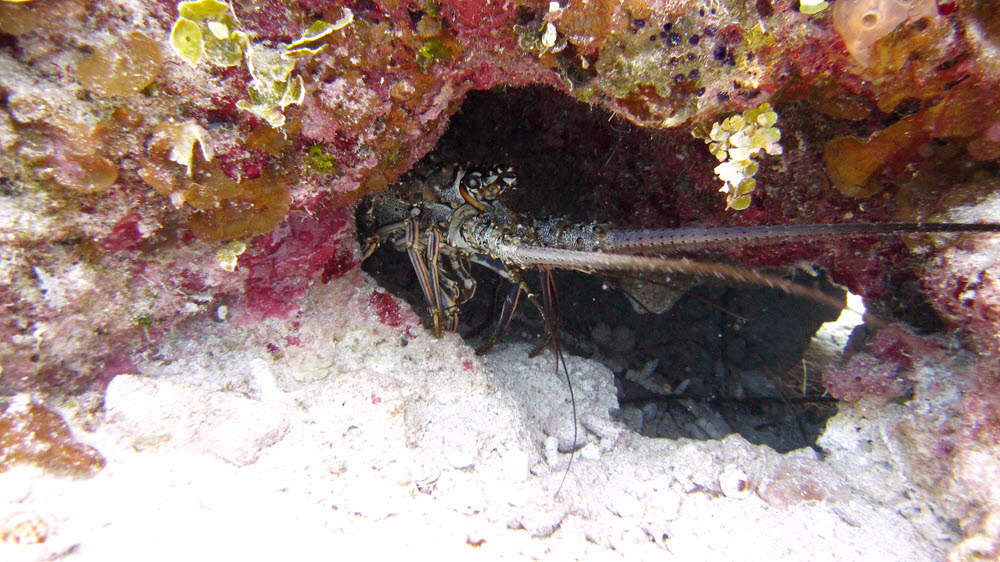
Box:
[541, 269, 576, 500]
[527, 220, 1000, 253]
[604, 222, 1000, 252]
[503, 245, 849, 312]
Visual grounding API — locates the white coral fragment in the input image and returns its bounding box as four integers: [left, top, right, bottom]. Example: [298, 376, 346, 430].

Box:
[542, 22, 558, 48]
[720, 465, 754, 499]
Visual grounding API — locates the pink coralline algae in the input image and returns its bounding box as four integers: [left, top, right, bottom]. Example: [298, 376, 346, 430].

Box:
[822, 324, 928, 403]
[823, 352, 908, 404]
[237, 203, 354, 320]
[757, 457, 849, 510]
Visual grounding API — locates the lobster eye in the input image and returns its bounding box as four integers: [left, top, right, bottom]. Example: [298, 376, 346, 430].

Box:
[464, 175, 482, 190]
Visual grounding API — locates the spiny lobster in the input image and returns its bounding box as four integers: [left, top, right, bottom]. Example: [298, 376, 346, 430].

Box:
[358, 162, 1000, 345]
[358, 161, 1000, 496]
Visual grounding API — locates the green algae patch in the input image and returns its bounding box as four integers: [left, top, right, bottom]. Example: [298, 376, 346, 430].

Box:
[169, 0, 350, 128]
[307, 144, 336, 173]
[171, 17, 205, 66]
[171, 0, 245, 68]
[694, 102, 782, 210]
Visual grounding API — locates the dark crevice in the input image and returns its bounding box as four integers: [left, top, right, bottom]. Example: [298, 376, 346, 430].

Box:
[358, 85, 949, 453]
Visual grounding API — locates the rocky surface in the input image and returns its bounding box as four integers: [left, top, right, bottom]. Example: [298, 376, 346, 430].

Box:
[0, 275, 967, 560]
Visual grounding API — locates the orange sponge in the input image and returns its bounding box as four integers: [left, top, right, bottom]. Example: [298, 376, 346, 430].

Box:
[833, 0, 936, 66]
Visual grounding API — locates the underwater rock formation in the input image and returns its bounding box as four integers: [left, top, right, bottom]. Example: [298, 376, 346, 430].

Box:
[2, 0, 1000, 556]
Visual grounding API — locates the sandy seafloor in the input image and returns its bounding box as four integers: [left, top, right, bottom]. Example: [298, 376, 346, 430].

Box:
[0, 270, 960, 561]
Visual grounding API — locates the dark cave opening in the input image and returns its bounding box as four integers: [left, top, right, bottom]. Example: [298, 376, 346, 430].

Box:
[358, 85, 949, 453]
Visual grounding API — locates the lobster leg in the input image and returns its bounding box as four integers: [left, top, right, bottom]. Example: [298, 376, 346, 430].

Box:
[405, 219, 447, 337]
[359, 220, 407, 262]
[476, 283, 524, 355]
[359, 235, 382, 262]
[528, 269, 560, 358]
[425, 227, 446, 324]
[440, 255, 476, 332]
[475, 265, 557, 356]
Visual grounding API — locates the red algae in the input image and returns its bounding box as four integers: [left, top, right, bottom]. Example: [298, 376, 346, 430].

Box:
[369, 290, 403, 327]
[320, 250, 357, 283]
[99, 213, 146, 252]
[237, 205, 352, 319]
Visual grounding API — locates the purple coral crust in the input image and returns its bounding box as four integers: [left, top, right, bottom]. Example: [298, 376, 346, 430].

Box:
[821, 325, 929, 403]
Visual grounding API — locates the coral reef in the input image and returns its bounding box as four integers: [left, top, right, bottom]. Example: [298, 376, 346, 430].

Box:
[1, 0, 993, 389]
[1, 0, 1000, 557]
